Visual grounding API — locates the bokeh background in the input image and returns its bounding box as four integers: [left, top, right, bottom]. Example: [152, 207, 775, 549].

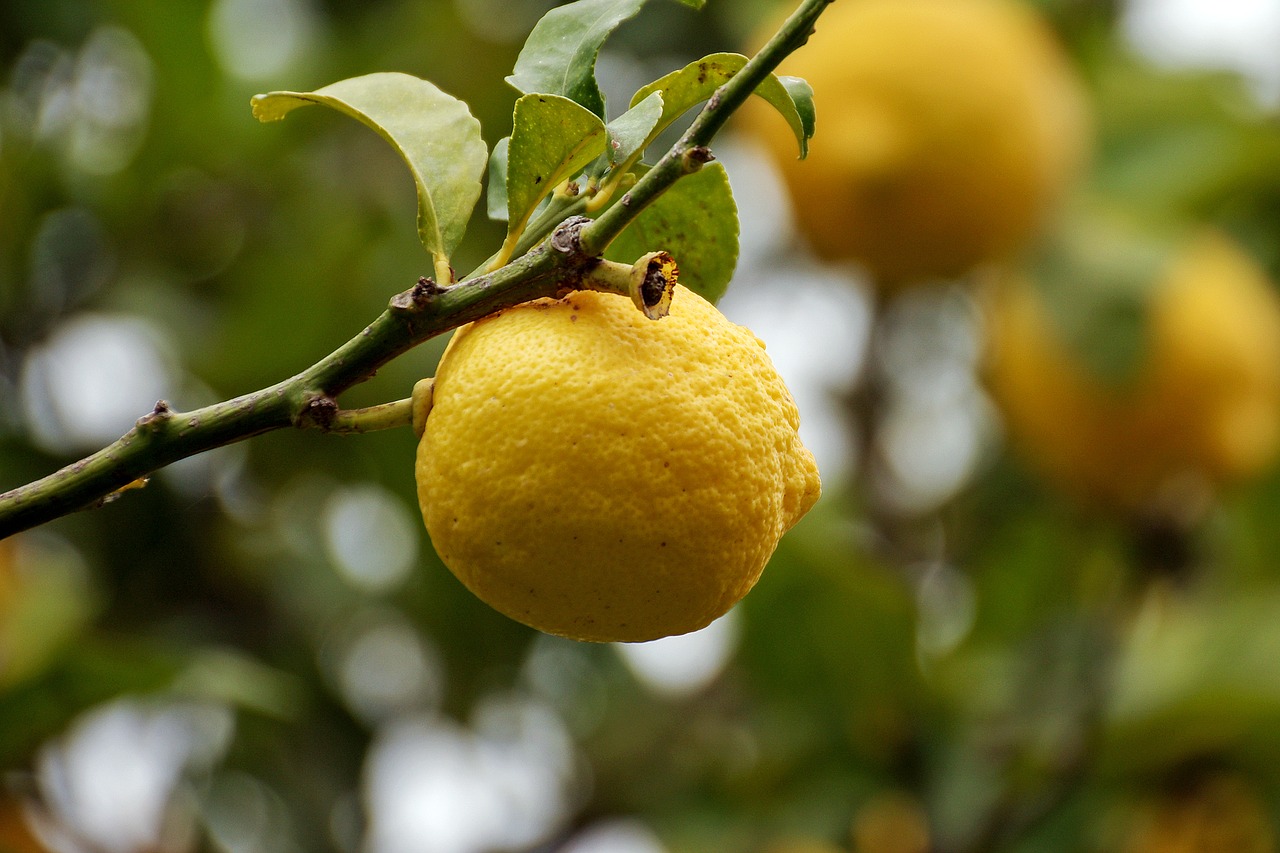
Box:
[3, 0, 1280, 851]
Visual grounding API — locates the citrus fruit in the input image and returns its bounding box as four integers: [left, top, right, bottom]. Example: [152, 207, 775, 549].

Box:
[748, 0, 1091, 284]
[852, 792, 931, 853]
[984, 231, 1280, 511]
[1120, 775, 1274, 853]
[415, 284, 821, 643]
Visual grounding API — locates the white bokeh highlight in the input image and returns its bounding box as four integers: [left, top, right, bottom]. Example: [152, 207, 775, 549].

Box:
[30, 699, 233, 853]
[363, 696, 578, 853]
[20, 314, 176, 454]
[615, 610, 740, 697]
[322, 484, 420, 594]
[1124, 0, 1280, 104]
[560, 819, 669, 853]
[207, 0, 319, 82]
[325, 610, 445, 724]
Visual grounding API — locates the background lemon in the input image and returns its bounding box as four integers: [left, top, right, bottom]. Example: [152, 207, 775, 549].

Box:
[415, 285, 821, 643]
[984, 231, 1280, 511]
[1119, 774, 1275, 853]
[749, 0, 1091, 284]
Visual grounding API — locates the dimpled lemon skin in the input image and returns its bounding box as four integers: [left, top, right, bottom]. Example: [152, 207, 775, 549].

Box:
[751, 0, 1090, 284]
[986, 232, 1280, 511]
[416, 285, 821, 643]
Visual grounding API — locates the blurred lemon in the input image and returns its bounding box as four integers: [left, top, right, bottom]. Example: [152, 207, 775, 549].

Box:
[748, 0, 1090, 284]
[985, 231, 1280, 511]
[415, 285, 821, 643]
[852, 792, 931, 853]
[1121, 774, 1275, 853]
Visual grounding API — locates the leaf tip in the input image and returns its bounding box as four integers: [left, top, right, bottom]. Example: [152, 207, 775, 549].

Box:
[250, 92, 293, 123]
[249, 94, 272, 122]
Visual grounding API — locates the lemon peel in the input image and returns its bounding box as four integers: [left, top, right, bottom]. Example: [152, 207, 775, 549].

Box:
[415, 284, 820, 642]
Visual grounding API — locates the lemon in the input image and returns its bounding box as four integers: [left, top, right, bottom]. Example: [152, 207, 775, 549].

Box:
[852, 792, 931, 853]
[985, 231, 1280, 511]
[415, 285, 821, 643]
[749, 0, 1090, 284]
[1120, 775, 1274, 853]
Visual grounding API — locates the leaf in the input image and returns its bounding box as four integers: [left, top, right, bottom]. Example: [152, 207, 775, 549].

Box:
[252, 72, 487, 268]
[778, 76, 816, 158]
[507, 0, 646, 118]
[604, 161, 738, 304]
[488, 137, 510, 221]
[505, 93, 607, 237]
[631, 53, 815, 157]
[606, 91, 663, 164]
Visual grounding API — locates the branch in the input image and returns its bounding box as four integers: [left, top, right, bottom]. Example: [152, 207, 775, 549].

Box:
[0, 0, 835, 539]
[0, 227, 590, 538]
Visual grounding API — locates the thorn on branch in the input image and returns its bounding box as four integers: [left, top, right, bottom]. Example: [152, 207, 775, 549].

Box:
[390, 277, 445, 314]
[135, 400, 174, 434]
[297, 394, 339, 430]
[681, 146, 715, 174]
[550, 216, 592, 256]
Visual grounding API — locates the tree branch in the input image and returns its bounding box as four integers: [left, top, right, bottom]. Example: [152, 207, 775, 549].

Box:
[0, 0, 835, 539]
[0, 225, 591, 537]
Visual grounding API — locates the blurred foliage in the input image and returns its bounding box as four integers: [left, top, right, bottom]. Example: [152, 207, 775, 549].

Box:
[3, 0, 1280, 852]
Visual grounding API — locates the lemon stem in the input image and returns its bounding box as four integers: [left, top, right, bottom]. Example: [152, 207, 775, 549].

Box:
[326, 398, 415, 434]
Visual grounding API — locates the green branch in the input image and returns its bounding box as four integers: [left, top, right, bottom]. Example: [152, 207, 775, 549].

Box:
[0, 0, 834, 539]
[580, 0, 832, 256]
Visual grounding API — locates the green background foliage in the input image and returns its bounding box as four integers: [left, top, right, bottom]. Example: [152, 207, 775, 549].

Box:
[2, 1, 1280, 852]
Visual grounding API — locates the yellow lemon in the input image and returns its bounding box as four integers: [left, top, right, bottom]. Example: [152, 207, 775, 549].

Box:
[749, 0, 1090, 284]
[985, 231, 1280, 511]
[415, 285, 821, 643]
[1121, 775, 1275, 853]
[852, 792, 931, 853]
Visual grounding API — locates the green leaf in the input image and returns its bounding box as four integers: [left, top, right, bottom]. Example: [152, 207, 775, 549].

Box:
[631, 53, 815, 157]
[604, 161, 738, 304]
[606, 91, 663, 164]
[778, 75, 816, 158]
[507, 0, 645, 118]
[505, 93, 608, 238]
[252, 72, 487, 272]
[488, 136, 510, 221]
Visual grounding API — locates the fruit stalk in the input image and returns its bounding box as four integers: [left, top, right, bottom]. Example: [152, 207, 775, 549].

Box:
[0, 0, 836, 539]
